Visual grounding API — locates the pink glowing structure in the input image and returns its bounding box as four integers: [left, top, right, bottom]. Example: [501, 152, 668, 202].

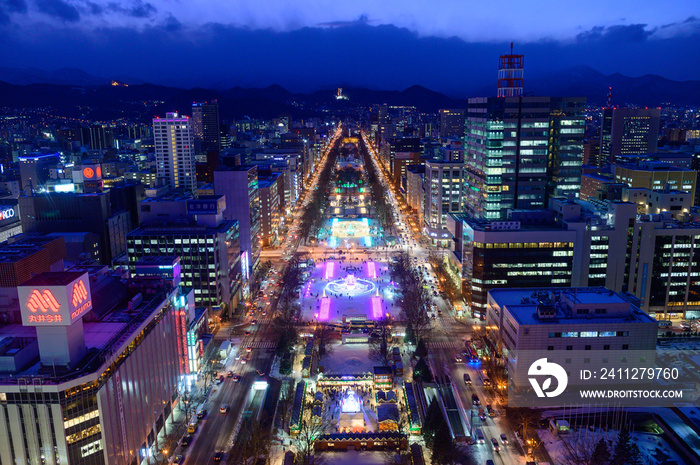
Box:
[319, 297, 331, 320]
[367, 261, 377, 279]
[325, 261, 335, 280]
[371, 296, 383, 319]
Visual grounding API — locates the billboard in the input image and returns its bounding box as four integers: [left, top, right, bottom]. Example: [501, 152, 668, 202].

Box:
[0, 200, 19, 227]
[18, 273, 92, 326]
[82, 164, 102, 180]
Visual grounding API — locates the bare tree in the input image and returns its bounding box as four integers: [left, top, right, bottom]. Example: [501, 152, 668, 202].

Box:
[369, 317, 395, 365]
[228, 413, 272, 465]
[293, 418, 332, 465]
[313, 323, 335, 368]
[559, 433, 611, 465]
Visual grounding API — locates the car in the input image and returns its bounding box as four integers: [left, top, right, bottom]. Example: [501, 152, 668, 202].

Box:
[233, 374, 241, 382]
[218, 375, 225, 384]
[252, 320, 258, 325]
[491, 438, 500, 452]
[472, 394, 480, 405]
[173, 455, 185, 464]
[220, 404, 229, 414]
[262, 311, 267, 316]
[235, 354, 241, 361]
[454, 354, 463, 363]
[246, 346, 252, 352]
[463, 374, 471, 385]
[196, 408, 207, 419]
[500, 433, 508, 444]
[214, 451, 224, 461]
[245, 331, 251, 336]
[227, 371, 234, 378]
[478, 408, 487, 420]
[240, 357, 248, 364]
[181, 435, 193, 447]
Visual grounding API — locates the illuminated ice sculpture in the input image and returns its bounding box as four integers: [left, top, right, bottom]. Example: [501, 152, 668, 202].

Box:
[325, 274, 375, 296]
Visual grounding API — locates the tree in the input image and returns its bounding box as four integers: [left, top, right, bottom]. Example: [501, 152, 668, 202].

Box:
[293, 419, 330, 465]
[593, 438, 611, 464]
[313, 323, 335, 367]
[413, 358, 433, 383]
[415, 338, 428, 359]
[612, 429, 642, 465]
[369, 318, 394, 365]
[423, 401, 474, 465]
[229, 413, 272, 465]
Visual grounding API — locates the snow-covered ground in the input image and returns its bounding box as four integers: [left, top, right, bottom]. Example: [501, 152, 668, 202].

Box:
[321, 343, 377, 374]
[540, 426, 686, 465]
[317, 450, 389, 465]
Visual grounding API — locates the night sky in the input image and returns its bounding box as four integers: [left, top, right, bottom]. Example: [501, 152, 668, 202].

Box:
[0, 0, 698, 94]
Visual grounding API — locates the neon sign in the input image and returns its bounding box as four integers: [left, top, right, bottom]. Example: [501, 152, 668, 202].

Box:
[27, 290, 61, 313]
[0, 207, 15, 221]
[71, 281, 88, 306]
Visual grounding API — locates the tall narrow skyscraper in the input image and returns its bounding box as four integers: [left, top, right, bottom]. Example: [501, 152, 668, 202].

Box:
[192, 101, 221, 155]
[153, 112, 197, 193]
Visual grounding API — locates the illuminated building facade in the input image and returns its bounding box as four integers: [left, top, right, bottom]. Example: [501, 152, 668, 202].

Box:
[153, 113, 196, 194]
[0, 271, 192, 465]
[464, 97, 585, 219]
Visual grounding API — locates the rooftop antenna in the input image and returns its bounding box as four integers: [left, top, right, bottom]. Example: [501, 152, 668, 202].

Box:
[607, 86, 612, 109]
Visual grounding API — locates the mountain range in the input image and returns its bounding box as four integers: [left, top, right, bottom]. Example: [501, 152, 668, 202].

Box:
[0, 66, 699, 121]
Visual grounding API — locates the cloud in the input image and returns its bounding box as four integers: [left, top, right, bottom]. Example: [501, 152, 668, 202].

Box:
[576, 23, 654, 44]
[317, 14, 370, 28]
[7, 0, 28, 14]
[35, 0, 80, 22]
[163, 13, 181, 32]
[107, 0, 156, 18]
[0, 0, 27, 24]
[652, 16, 700, 39]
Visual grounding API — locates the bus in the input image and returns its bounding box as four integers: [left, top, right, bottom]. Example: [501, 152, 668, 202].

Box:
[658, 320, 672, 329]
[478, 369, 492, 387]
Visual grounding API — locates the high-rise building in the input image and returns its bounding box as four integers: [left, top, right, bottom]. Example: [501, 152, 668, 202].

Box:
[153, 112, 197, 194]
[600, 108, 661, 163]
[438, 109, 465, 138]
[214, 166, 261, 279]
[423, 160, 464, 245]
[258, 173, 283, 247]
[464, 97, 585, 219]
[128, 195, 242, 308]
[192, 102, 221, 155]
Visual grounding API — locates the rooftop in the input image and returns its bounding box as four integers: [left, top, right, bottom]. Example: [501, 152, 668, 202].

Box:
[21, 271, 83, 287]
[489, 287, 657, 326]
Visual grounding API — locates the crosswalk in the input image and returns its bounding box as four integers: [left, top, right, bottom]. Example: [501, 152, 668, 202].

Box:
[428, 341, 462, 350]
[248, 340, 277, 349]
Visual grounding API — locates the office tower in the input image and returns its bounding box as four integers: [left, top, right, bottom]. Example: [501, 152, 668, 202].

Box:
[153, 112, 197, 194]
[19, 192, 134, 264]
[497, 43, 524, 97]
[128, 196, 242, 308]
[464, 96, 585, 219]
[258, 173, 283, 247]
[423, 160, 464, 244]
[438, 109, 465, 138]
[79, 124, 113, 150]
[600, 108, 661, 164]
[214, 166, 261, 279]
[192, 102, 222, 155]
